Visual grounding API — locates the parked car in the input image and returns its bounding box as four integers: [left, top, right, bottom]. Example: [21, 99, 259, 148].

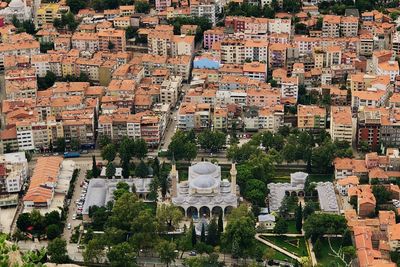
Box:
[67, 223, 71, 230]
[72, 214, 77, 220]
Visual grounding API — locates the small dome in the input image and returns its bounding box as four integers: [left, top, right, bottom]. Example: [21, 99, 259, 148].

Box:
[191, 176, 216, 189]
[9, 0, 24, 8]
[191, 162, 217, 175]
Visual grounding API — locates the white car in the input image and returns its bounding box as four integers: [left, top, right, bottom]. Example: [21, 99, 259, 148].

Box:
[67, 223, 71, 230]
[72, 214, 77, 220]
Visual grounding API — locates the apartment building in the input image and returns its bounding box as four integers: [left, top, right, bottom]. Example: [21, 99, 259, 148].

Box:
[72, 32, 99, 52]
[0, 39, 40, 71]
[203, 28, 224, 49]
[351, 90, 386, 110]
[160, 76, 182, 106]
[330, 106, 353, 144]
[269, 43, 287, 69]
[357, 108, 383, 151]
[244, 39, 268, 63]
[297, 105, 326, 130]
[35, 3, 69, 28]
[322, 15, 341, 38]
[0, 152, 28, 193]
[340, 16, 358, 37]
[98, 29, 126, 52]
[178, 103, 211, 131]
[281, 76, 299, 100]
[190, 0, 216, 26]
[155, 0, 171, 11]
[377, 61, 399, 82]
[243, 62, 267, 81]
[171, 35, 195, 57]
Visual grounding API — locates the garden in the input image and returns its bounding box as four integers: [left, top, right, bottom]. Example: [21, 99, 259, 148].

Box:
[260, 235, 309, 258]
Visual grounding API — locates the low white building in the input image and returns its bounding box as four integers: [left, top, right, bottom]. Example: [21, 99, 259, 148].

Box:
[258, 214, 276, 229]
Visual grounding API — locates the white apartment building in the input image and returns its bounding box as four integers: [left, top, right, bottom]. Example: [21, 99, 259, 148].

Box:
[71, 32, 99, 52]
[171, 35, 195, 57]
[281, 77, 299, 99]
[15, 123, 34, 151]
[190, 0, 216, 26]
[160, 76, 182, 105]
[0, 152, 28, 193]
[244, 39, 268, 63]
[31, 54, 51, 77]
[268, 19, 291, 35]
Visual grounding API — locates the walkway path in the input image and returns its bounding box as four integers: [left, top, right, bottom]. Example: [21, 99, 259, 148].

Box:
[255, 234, 301, 262]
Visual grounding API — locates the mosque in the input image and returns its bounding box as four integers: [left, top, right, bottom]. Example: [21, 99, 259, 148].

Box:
[0, 0, 32, 23]
[171, 161, 239, 218]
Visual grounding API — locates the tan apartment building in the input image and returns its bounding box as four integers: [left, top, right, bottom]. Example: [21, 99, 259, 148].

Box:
[330, 106, 353, 144]
[297, 105, 326, 130]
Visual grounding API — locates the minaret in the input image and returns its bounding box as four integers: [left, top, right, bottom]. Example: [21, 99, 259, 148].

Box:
[230, 161, 237, 195]
[170, 156, 178, 198]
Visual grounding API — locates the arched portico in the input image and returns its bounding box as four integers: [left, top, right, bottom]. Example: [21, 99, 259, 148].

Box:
[211, 206, 223, 217]
[187, 206, 198, 218]
[199, 206, 211, 217]
[224, 206, 234, 216]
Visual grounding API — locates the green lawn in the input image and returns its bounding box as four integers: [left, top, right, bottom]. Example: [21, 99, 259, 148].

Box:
[315, 238, 345, 266]
[287, 220, 300, 234]
[261, 236, 309, 257]
[257, 242, 293, 262]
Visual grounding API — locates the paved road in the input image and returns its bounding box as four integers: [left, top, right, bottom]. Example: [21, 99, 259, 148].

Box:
[255, 234, 301, 262]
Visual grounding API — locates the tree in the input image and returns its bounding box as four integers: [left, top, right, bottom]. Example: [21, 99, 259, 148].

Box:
[206, 218, 218, 246]
[92, 155, 100, 178]
[191, 222, 197, 247]
[17, 213, 32, 232]
[113, 182, 130, 200]
[106, 162, 116, 178]
[359, 140, 370, 153]
[243, 179, 267, 206]
[221, 205, 256, 259]
[45, 211, 61, 226]
[125, 26, 137, 39]
[40, 42, 54, 53]
[198, 130, 226, 152]
[303, 213, 347, 242]
[156, 240, 177, 267]
[218, 212, 223, 234]
[119, 137, 134, 163]
[200, 223, 206, 243]
[46, 224, 61, 240]
[70, 138, 80, 151]
[273, 218, 288, 235]
[98, 135, 111, 148]
[372, 185, 391, 205]
[168, 131, 197, 161]
[108, 41, 115, 51]
[101, 143, 116, 162]
[121, 160, 130, 179]
[66, 0, 86, 13]
[134, 138, 148, 159]
[156, 204, 184, 231]
[84, 238, 105, 264]
[135, 1, 150, 13]
[107, 242, 137, 267]
[295, 203, 303, 233]
[135, 160, 148, 178]
[55, 137, 66, 152]
[47, 238, 69, 263]
[313, 238, 322, 258]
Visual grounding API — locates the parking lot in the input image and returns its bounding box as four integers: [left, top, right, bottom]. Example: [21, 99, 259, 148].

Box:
[63, 161, 90, 242]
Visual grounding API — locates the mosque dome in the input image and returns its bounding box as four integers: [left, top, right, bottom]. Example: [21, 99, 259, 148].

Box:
[191, 175, 216, 189]
[8, 0, 24, 9]
[191, 162, 217, 175]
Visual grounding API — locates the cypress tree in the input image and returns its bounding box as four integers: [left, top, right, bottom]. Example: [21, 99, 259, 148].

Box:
[295, 203, 303, 233]
[191, 222, 197, 247]
[200, 223, 206, 243]
[218, 212, 223, 233]
[206, 218, 218, 246]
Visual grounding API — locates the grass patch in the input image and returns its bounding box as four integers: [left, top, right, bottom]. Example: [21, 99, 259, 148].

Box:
[315, 238, 345, 267]
[261, 236, 308, 257]
[257, 242, 293, 262]
[287, 221, 299, 234]
[308, 174, 333, 183]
